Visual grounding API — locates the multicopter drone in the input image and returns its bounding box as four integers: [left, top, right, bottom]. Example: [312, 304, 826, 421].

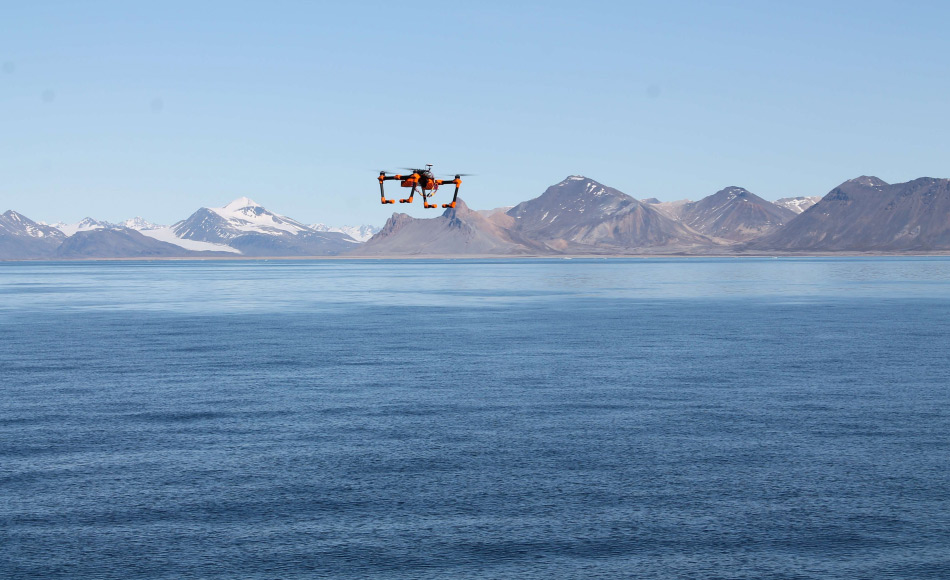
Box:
[378, 165, 468, 209]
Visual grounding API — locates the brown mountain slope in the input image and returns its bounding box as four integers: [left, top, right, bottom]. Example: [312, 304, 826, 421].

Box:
[507, 176, 714, 252]
[680, 186, 797, 242]
[351, 199, 544, 256]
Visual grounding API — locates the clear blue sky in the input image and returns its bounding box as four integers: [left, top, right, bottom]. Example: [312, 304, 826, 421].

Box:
[3, 1, 949, 226]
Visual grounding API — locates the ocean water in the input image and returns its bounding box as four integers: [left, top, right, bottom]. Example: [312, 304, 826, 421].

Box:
[1, 257, 949, 579]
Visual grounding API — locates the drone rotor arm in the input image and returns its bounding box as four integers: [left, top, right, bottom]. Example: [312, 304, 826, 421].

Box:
[441, 176, 462, 209]
[378, 172, 396, 204]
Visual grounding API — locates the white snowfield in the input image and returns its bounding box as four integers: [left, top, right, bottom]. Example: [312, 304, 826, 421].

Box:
[138, 227, 242, 254]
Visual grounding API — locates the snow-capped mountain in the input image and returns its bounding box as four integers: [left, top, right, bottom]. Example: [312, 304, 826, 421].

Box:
[173, 197, 313, 242]
[1, 210, 67, 258]
[774, 196, 822, 214]
[172, 197, 358, 256]
[310, 223, 379, 242]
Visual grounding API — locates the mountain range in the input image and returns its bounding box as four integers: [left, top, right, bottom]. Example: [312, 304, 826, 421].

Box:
[3, 175, 949, 259]
[1, 198, 370, 259]
[358, 175, 950, 256]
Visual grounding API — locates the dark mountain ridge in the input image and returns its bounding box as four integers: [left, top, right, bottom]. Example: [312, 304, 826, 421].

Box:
[750, 176, 950, 251]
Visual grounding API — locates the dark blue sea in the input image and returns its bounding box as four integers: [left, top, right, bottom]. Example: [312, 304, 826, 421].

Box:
[2, 257, 949, 579]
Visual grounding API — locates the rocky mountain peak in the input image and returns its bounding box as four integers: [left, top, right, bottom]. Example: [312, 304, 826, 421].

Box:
[223, 197, 262, 211]
[441, 198, 472, 217]
[847, 176, 888, 188]
[715, 186, 752, 200]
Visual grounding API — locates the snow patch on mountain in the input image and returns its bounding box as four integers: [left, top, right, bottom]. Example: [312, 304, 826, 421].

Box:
[8, 212, 59, 238]
[774, 196, 822, 214]
[310, 223, 379, 242]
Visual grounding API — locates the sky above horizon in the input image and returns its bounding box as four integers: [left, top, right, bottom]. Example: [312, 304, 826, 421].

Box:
[3, 1, 950, 226]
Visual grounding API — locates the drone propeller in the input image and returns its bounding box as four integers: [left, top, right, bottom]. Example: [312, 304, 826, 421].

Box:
[440, 173, 476, 178]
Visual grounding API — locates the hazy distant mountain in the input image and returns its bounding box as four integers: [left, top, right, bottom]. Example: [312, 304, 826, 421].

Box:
[352, 199, 542, 256]
[507, 176, 712, 252]
[774, 196, 821, 214]
[640, 198, 691, 220]
[751, 176, 950, 251]
[310, 223, 379, 242]
[173, 197, 357, 256]
[121, 217, 163, 230]
[53, 228, 232, 259]
[46, 216, 162, 236]
[49, 217, 115, 237]
[476, 206, 514, 218]
[679, 186, 797, 242]
[0, 210, 66, 259]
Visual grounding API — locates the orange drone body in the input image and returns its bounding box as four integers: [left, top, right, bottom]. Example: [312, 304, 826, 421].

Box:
[378, 165, 465, 209]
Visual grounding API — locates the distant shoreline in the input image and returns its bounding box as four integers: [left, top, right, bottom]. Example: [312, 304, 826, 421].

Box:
[5, 251, 950, 263]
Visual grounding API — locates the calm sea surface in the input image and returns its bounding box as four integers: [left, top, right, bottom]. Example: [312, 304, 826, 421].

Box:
[2, 258, 949, 579]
